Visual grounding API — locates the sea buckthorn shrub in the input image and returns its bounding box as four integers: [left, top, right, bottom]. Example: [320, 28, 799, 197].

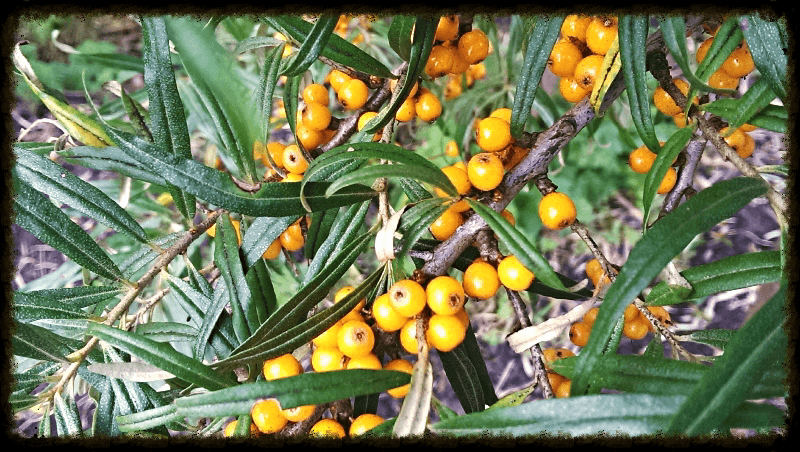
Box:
[11, 12, 787, 440]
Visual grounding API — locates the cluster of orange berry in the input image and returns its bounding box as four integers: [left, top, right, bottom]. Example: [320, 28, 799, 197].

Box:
[567, 303, 671, 346]
[696, 29, 755, 90]
[550, 14, 618, 103]
[221, 352, 387, 438]
[542, 347, 575, 398]
[627, 142, 677, 195]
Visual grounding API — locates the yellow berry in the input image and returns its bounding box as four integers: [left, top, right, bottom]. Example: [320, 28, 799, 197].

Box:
[311, 346, 346, 372]
[497, 255, 535, 291]
[467, 152, 505, 191]
[385, 358, 413, 398]
[476, 117, 512, 152]
[309, 419, 346, 438]
[371, 293, 409, 332]
[389, 279, 427, 318]
[462, 259, 500, 300]
[337, 320, 375, 359]
[251, 399, 288, 434]
[349, 413, 385, 437]
[538, 192, 577, 230]
[426, 275, 466, 316]
[262, 353, 303, 381]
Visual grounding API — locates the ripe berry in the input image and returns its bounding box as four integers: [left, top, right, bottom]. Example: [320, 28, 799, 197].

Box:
[549, 39, 584, 78]
[283, 145, 309, 174]
[645, 306, 672, 332]
[338, 78, 369, 110]
[415, 89, 443, 122]
[207, 219, 242, 245]
[720, 45, 754, 78]
[279, 222, 305, 252]
[538, 192, 577, 230]
[303, 83, 330, 106]
[251, 399, 288, 434]
[282, 404, 315, 423]
[395, 96, 416, 122]
[399, 318, 421, 354]
[283, 173, 304, 183]
[653, 78, 694, 117]
[390, 78, 419, 97]
[426, 313, 467, 352]
[426, 275, 466, 315]
[334, 286, 366, 323]
[584, 259, 611, 288]
[559, 76, 591, 103]
[585, 16, 618, 55]
[458, 29, 490, 64]
[623, 317, 649, 340]
[385, 358, 413, 398]
[371, 293, 408, 332]
[346, 352, 382, 370]
[265, 142, 286, 169]
[497, 255, 535, 291]
[628, 146, 657, 174]
[462, 259, 500, 300]
[435, 15, 460, 42]
[573, 54, 604, 91]
[561, 14, 592, 42]
[449, 49, 471, 75]
[737, 132, 755, 159]
[425, 45, 455, 78]
[224, 419, 259, 437]
[623, 303, 640, 323]
[582, 306, 599, 328]
[542, 347, 575, 370]
[350, 413, 384, 437]
[262, 353, 303, 381]
[476, 117, 512, 152]
[489, 107, 512, 123]
[547, 372, 566, 391]
[311, 346, 346, 372]
[468, 62, 487, 80]
[389, 279, 428, 318]
[555, 379, 572, 398]
[467, 152, 505, 191]
[328, 69, 351, 92]
[337, 320, 375, 358]
[301, 101, 332, 132]
[445, 76, 463, 99]
[569, 321, 591, 347]
[357, 111, 379, 132]
[695, 37, 713, 64]
[445, 140, 460, 157]
[435, 165, 472, 201]
[309, 419, 346, 438]
[657, 167, 677, 195]
[708, 69, 740, 90]
[262, 238, 282, 260]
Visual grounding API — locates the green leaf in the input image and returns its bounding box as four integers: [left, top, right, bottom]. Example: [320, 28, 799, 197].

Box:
[13, 321, 103, 363]
[641, 126, 694, 228]
[667, 282, 787, 434]
[87, 322, 238, 391]
[387, 15, 415, 61]
[214, 214, 253, 344]
[281, 14, 337, 76]
[241, 215, 299, 267]
[13, 290, 89, 323]
[570, 177, 769, 396]
[740, 14, 787, 101]
[117, 404, 181, 433]
[327, 164, 453, 199]
[14, 146, 148, 242]
[395, 197, 452, 260]
[432, 393, 685, 436]
[701, 102, 786, 133]
[282, 74, 301, 145]
[175, 369, 409, 419]
[58, 145, 168, 186]
[467, 199, 565, 291]
[19, 285, 123, 309]
[245, 258, 276, 328]
[54, 392, 83, 436]
[681, 250, 782, 300]
[254, 44, 286, 143]
[141, 16, 196, 221]
[644, 282, 692, 307]
[12, 176, 125, 282]
[510, 15, 563, 139]
[105, 128, 377, 217]
[438, 345, 485, 414]
[266, 16, 394, 78]
[303, 201, 370, 285]
[700, 78, 778, 133]
[134, 322, 199, 343]
[165, 16, 260, 184]
[619, 16, 660, 155]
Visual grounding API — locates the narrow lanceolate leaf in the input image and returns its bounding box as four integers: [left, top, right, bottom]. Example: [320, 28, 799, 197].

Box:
[619, 15, 660, 155]
[303, 201, 370, 285]
[589, 32, 621, 114]
[695, 17, 744, 82]
[679, 250, 782, 300]
[17, 285, 122, 309]
[281, 14, 337, 76]
[438, 346, 485, 414]
[117, 404, 181, 433]
[134, 322, 199, 343]
[12, 43, 114, 147]
[570, 177, 768, 396]
[701, 101, 786, 133]
[87, 322, 238, 391]
[387, 15, 415, 61]
[432, 394, 685, 436]
[395, 197, 452, 260]
[12, 177, 125, 282]
[644, 282, 692, 307]
[659, 17, 718, 93]
[165, 16, 260, 184]
[468, 199, 565, 291]
[87, 362, 176, 382]
[141, 16, 195, 221]
[266, 16, 394, 78]
[12, 322, 85, 363]
[241, 215, 299, 267]
[102, 81, 152, 143]
[704, 78, 778, 134]
[667, 282, 787, 435]
[214, 214, 253, 344]
[174, 370, 410, 419]
[362, 16, 435, 135]
[245, 259, 276, 327]
[255, 44, 286, 142]
[326, 164, 453, 199]
[58, 146, 168, 186]
[282, 74, 302, 144]
[106, 128, 376, 216]
[53, 392, 83, 437]
[13, 290, 89, 323]
[14, 147, 148, 242]
[510, 15, 563, 139]
[641, 126, 694, 228]
[740, 14, 787, 101]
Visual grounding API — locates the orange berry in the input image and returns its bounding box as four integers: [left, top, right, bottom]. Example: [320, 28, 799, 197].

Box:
[708, 69, 740, 90]
[468, 62, 487, 80]
[328, 69, 351, 92]
[301, 101, 331, 132]
[435, 15, 460, 42]
[559, 76, 591, 103]
[624, 304, 640, 323]
[389, 279, 428, 318]
[497, 255, 535, 291]
[457, 29, 490, 64]
[696, 37, 713, 64]
[547, 372, 566, 391]
[371, 293, 409, 332]
[462, 259, 500, 300]
[303, 83, 330, 106]
[311, 346, 346, 372]
[279, 222, 305, 252]
[346, 352, 382, 370]
[296, 122, 323, 151]
[265, 142, 286, 168]
[657, 167, 677, 195]
[467, 152, 505, 191]
[453, 307, 470, 330]
[338, 78, 369, 110]
[282, 172, 304, 182]
[415, 89, 443, 122]
[623, 317, 649, 340]
[549, 39, 584, 78]
[357, 111, 379, 131]
[628, 146, 657, 174]
[385, 358, 413, 398]
[653, 78, 694, 117]
[425, 45, 455, 78]
[282, 404, 315, 423]
[489, 107, 512, 124]
[395, 96, 416, 122]
[426, 313, 467, 352]
[573, 54, 604, 91]
[582, 307, 600, 328]
[312, 320, 343, 349]
[585, 16, 618, 55]
[449, 49, 471, 75]
[542, 347, 575, 371]
[645, 306, 672, 332]
[390, 78, 419, 98]
[737, 132, 755, 159]
[309, 419, 346, 438]
[334, 286, 366, 323]
[262, 353, 303, 381]
[538, 192, 577, 230]
[262, 238, 282, 260]
[399, 318, 421, 354]
[561, 14, 592, 42]
[476, 117, 512, 152]
[350, 413, 385, 437]
[283, 145, 309, 174]
[720, 45, 754, 78]
[445, 139, 460, 157]
[555, 379, 572, 398]
[569, 321, 591, 347]
[500, 209, 516, 227]
[337, 319, 375, 358]
[445, 76, 463, 99]
[251, 399, 288, 434]
[426, 275, 466, 315]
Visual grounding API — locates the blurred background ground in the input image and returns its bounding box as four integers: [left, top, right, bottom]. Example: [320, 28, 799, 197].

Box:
[10, 14, 787, 438]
